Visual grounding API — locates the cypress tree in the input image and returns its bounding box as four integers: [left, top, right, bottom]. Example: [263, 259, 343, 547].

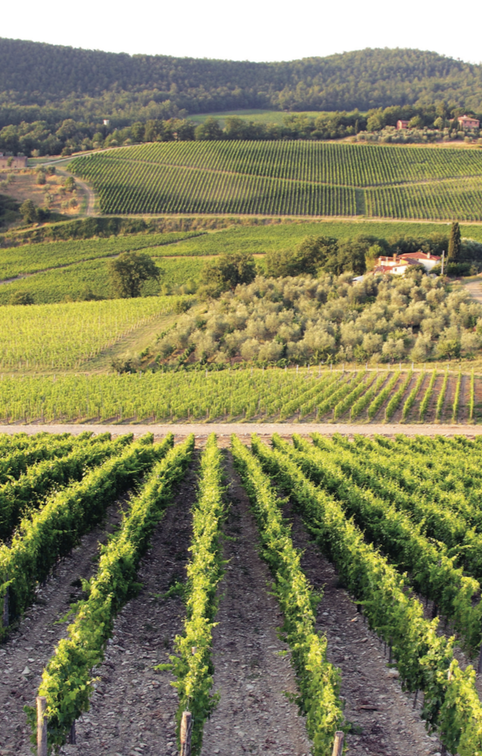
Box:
[448, 221, 461, 261]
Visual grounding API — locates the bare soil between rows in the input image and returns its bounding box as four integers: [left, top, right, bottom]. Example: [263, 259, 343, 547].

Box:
[0, 500, 126, 755]
[0, 443, 467, 756]
[62, 451, 200, 756]
[200, 452, 311, 756]
[282, 497, 443, 756]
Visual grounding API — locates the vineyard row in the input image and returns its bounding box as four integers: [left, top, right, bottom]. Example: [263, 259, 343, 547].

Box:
[2, 432, 482, 754]
[0, 368, 478, 424]
[70, 141, 482, 220]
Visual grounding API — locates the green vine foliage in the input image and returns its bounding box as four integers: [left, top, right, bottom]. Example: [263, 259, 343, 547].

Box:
[0, 433, 165, 639]
[251, 436, 482, 755]
[231, 435, 344, 756]
[350, 373, 386, 419]
[334, 372, 376, 421]
[278, 373, 338, 420]
[28, 433, 194, 751]
[0, 432, 132, 541]
[419, 370, 438, 420]
[282, 434, 482, 655]
[401, 371, 426, 421]
[316, 372, 362, 420]
[0, 431, 95, 484]
[385, 371, 412, 420]
[367, 370, 400, 419]
[310, 432, 482, 580]
[164, 433, 225, 756]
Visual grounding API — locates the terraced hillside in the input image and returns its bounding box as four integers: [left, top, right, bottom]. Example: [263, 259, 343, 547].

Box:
[71, 141, 482, 220]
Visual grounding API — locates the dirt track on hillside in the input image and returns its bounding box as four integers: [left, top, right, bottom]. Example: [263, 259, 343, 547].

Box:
[0, 421, 480, 440]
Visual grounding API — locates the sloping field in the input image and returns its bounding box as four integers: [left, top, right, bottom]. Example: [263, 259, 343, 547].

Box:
[71, 141, 482, 220]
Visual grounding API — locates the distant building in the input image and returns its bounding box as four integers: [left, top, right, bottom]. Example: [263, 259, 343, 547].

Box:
[0, 153, 28, 169]
[103, 119, 110, 126]
[457, 115, 480, 130]
[396, 120, 410, 130]
[374, 251, 441, 276]
[399, 251, 441, 272]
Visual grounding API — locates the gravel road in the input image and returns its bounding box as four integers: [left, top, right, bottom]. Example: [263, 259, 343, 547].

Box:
[0, 422, 480, 439]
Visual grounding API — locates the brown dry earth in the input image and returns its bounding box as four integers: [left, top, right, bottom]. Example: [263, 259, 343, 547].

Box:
[61, 453, 199, 756]
[281, 499, 444, 756]
[0, 501, 125, 755]
[200, 453, 312, 756]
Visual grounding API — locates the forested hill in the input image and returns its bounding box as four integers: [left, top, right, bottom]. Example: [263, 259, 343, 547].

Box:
[2, 38, 482, 121]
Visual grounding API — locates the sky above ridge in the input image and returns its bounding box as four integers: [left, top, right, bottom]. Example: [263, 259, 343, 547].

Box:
[5, 0, 481, 64]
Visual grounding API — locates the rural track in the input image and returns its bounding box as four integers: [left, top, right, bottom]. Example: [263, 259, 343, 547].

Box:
[0, 500, 126, 755]
[1, 422, 482, 439]
[200, 451, 312, 756]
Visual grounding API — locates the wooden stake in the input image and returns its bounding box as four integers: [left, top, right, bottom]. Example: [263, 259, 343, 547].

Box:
[477, 645, 482, 674]
[68, 722, 76, 744]
[331, 730, 344, 756]
[2, 586, 9, 628]
[37, 696, 47, 756]
[180, 710, 192, 756]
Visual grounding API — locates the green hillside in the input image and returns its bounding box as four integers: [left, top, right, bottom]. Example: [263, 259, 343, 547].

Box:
[70, 141, 482, 220]
[2, 40, 482, 121]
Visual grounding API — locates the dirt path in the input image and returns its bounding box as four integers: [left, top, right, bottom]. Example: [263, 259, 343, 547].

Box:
[1, 421, 481, 440]
[41, 161, 96, 217]
[200, 452, 311, 756]
[62, 454, 198, 756]
[0, 501, 125, 755]
[463, 278, 482, 304]
[283, 501, 442, 756]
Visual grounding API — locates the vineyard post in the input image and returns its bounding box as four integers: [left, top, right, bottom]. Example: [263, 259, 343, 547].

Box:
[68, 722, 76, 744]
[180, 710, 192, 756]
[2, 586, 9, 627]
[331, 731, 344, 756]
[477, 645, 482, 674]
[37, 696, 47, 756]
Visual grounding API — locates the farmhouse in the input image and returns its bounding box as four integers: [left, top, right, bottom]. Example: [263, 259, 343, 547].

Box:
[457, 115, 480, 130]
[0, 153, 28, 169]
[374, 251, 441, 275]
[396, 120, 410, 130]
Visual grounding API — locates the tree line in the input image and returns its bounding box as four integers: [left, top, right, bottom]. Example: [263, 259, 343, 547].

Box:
[2, 103, 480, 157]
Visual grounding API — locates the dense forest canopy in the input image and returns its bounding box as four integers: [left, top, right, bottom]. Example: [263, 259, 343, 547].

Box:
[2, 39, 482, 124]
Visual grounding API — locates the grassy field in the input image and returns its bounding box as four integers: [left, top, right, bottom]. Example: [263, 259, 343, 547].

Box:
[0, 231, 203, 280]
[2, 218, 482, 304]
[70, 141, 482, 220]
[187, 109, 326, 125]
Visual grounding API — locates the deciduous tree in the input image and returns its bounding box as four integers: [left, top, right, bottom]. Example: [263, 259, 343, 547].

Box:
[108, 252, 160, 298]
